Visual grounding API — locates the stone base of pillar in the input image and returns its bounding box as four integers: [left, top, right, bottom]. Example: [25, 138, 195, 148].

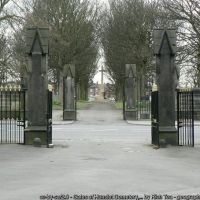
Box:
[63, 110, 76, 121]
[125, 110, 137, 120]
[24, 126, 47, 145]
[159, 126, 178, 146]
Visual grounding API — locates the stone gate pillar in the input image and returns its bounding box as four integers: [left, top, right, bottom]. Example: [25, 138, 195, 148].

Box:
[63, 64, 76, 120]
[153, 29, 178, 145]
[24, 27, 49, 145]
[125, 64, 137, 120]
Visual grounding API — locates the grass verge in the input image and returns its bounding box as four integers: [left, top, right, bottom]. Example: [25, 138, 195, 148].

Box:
[53, 100, 62, 110]
[115, 101, 123, 109]
[77, 100, 92, 110]
[53, 100, 93, 110]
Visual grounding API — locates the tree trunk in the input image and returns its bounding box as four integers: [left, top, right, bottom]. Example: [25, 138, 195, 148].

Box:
[78, 80, 89, 101]
[115, 80, 123, 101]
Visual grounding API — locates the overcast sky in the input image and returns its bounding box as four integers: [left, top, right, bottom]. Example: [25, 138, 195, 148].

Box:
[93, 0, 109, 84]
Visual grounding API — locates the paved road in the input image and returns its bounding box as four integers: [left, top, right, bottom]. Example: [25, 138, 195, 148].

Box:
[53, 101, 151, 146]
[1, 101, 200, 200]
[76, 101, 122, 125]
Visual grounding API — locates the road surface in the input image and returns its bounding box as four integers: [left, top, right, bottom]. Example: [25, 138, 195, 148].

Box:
[1, 101, 200, 200]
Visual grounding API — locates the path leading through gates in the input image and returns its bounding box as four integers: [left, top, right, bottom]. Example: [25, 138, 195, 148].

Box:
[52, 100, 150, 145]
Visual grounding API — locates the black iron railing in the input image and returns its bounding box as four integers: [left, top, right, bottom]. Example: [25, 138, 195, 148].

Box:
[0, 85, 26, 144]
[177, 89, 194, 147]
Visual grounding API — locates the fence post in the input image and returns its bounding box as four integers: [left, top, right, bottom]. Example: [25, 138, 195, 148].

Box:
[47, 89, 53, 148]
[151, 84, 159, 147]
[123, 78, 126, 120]
[177, 89, 180, 146]
[192, 91, 194, 147]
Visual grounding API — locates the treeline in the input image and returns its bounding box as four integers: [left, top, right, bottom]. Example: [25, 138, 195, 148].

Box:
[0, 0, 100, 100]
[101, 0, 158, 100]
[101, 0, 200, 99]
[0, 0, 200, 100]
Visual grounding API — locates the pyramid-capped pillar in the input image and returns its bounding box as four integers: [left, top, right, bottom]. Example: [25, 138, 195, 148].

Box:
[24, 27, 49, 145]
[124, 64, 137, 120]
[153, 28, 178, 146]
[63, 64, 76, 121]
[26, 27, 49, 55]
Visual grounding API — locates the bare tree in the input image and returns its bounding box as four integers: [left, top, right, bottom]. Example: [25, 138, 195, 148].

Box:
[0, 0, 13, 23]
[163, 0, 200, 86]
[12, 0, 101, 100]
[0, 0, 23, 83]
[101, 0, 160, 100]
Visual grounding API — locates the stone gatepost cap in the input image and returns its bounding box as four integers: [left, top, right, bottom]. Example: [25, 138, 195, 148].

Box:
[48, 84, 53, 91]
[125, 64, 136, 78]
[26, 27, 49, 55]
[63, 64, 75, 78]
[153, 29, 176, 55]
[152, 83, 158, 91]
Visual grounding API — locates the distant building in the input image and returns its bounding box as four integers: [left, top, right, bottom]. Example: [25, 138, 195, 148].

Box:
[88, 82, 99, 96]
[88, 81, 115, 101]
[104, 83, 115, 99]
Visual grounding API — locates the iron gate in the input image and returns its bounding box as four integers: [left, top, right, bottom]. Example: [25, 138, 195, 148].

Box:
[0, 86, 26, 144]
[177, 89, 194, 147]
[123, 87, 151, 120]
[151, 90, 159, 146]
[47, 90, 53, 147]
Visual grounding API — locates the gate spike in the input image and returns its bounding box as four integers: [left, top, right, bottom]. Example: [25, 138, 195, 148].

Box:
[152, 83, 158, 92]
[48, 84, 53, 92]
[9, 85, 12, 91]
[13, 85, 17, 91]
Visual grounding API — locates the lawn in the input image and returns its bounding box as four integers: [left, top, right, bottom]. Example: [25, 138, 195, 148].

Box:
[53, 100, 62, 110]
[52, 100, 93, 110]
[76, 100, 93, 110]
[115, 101, 123, 109]
[114, 100, 150, 110]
